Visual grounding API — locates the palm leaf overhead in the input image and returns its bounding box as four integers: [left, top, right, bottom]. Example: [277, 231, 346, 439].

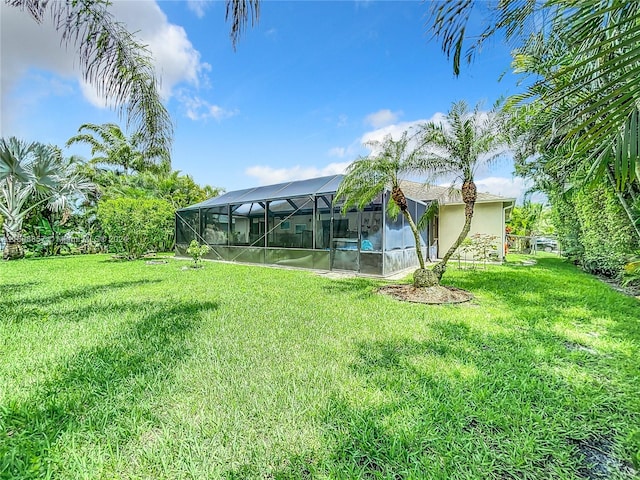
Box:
[6, 0, 261, 163]
[428, 0, 640, 187]
[6, 0, 173, 162]
[226, 0, 260, 49]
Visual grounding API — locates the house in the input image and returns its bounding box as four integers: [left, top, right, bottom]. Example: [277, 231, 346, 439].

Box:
[398, 180, 515, 260]
[175, 175, 514, 275]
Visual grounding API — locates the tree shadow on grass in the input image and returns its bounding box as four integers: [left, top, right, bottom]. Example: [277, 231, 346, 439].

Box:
[319, 315, 638, 479]
[448, 257, 640, 342]
[0, 279, 162, 324]
[0, 299, 217, 479]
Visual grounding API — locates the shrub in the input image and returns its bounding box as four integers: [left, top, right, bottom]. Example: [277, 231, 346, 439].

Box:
[97, 197, 174, 259]
[573, 182, 637, 277]
[186, 240, 210, 267]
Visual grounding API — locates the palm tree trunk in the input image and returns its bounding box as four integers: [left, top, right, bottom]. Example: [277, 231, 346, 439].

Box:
[3, 241, 24, 260]
[2, 221, 25, 260]
[431, 179, 477, 283]
[3, 230, 24, 260]
[391, 185, 428, 285]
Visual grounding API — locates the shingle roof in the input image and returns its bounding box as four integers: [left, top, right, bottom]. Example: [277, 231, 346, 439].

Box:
[399, 179, 515, 205]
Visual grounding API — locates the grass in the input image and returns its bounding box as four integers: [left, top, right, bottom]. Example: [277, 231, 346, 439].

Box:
[0, 254, 638, 479]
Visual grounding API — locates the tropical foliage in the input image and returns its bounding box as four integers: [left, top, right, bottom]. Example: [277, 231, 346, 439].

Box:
[429, 0, 640, 186]
[6, 0, 261, 161]
[506, 201, 555, 237]
[0, 137, 93, 260]
[334, 132, 431, 286]
[67, 123, 167, 175]
[97, 197, 175, 259]
[427, 0, 640, 280]
[92, 170, 222, 210]
[417, 100, 506, 285]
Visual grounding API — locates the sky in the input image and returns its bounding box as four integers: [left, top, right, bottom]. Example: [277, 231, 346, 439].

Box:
[1, 0, 539, 202]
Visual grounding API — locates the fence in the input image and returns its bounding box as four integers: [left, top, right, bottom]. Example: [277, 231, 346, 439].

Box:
[506, 234, 561, 255]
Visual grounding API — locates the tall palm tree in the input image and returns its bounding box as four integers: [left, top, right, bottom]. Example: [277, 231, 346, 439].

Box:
[6, 0, 260, 161]
[427, 0, 640, 187]
[334, 132, 434, 286]
[417, 101, 507, 285]
[0, 137, 94, 260]
[66, 123, 164, 175]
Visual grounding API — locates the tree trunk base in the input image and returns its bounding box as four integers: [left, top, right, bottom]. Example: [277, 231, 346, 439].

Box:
[413, 263, 447, 288]
[3, 242, 24, 260]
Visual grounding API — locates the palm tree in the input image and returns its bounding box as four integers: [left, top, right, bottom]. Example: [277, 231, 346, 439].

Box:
[6, 0, 260, 161]
[334, 132, 434, 286]
[427, 0, 640, 187]
[0, 137, 94, 260]
[416, 101, 507, 286]
[66, 123, 165, 175]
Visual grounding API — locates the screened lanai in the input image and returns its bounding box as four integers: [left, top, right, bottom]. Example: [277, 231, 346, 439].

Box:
[175, 174, 430, 276]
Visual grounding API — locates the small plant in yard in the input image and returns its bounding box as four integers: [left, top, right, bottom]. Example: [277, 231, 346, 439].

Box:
[186, 240, 210, 267]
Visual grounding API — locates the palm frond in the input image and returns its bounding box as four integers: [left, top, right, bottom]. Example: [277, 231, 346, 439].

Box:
[7, 0, 173, 162]
[226, 0, 260, 49]
[416, 200, 438, 231]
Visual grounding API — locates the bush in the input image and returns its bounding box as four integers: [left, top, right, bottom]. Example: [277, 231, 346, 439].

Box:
[97, 197, 174, 259]
[573, 182, 636, 277]
[186, 240, 210, 267]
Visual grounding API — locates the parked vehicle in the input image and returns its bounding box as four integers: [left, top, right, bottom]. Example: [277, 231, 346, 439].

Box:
[535, 237, 558, 252]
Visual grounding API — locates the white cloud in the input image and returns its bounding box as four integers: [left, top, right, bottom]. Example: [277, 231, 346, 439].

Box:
[474, 176, 546, 204]
[245, 162, 351, 185]
[364, 109, 403, 128]
[1, 1, 209, 125]
[187, 0, 210, 18]
[360, 112, 447, 148]
[178, 92, 238, 121]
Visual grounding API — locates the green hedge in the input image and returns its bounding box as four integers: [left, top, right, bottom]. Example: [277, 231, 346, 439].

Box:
[553, 180, 637, 277]
[97, 197, 174, 259]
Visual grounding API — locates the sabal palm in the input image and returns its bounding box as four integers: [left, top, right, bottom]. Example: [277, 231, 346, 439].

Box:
[418, 101, 506, 282]
[67, 123, 163, 175]
[6, 0, 260, 161]
[335, 132, 429, 277]
[0, 137, 94, 260]
[428, 0, 640, 187]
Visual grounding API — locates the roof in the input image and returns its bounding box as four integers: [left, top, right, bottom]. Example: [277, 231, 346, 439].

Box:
[179, 174, 345, 211]
[398, 179, 515, 206]
[179, 175, 514, 211]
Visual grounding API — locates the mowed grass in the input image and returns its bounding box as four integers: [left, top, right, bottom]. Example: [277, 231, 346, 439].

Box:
[0, 255, 638, 479]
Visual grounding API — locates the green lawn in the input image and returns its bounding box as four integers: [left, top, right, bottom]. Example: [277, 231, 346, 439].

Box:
[0, 255, 638, 479]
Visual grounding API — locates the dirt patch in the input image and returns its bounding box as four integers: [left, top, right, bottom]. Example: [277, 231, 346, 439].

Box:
[570, 437, 637, 479]
[378, 284, 473, 304]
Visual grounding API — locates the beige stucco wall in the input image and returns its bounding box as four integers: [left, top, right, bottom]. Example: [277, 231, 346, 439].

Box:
[438, 202, 506, 259]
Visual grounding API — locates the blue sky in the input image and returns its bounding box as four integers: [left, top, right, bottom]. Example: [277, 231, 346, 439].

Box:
[1, 0, 535, 201]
